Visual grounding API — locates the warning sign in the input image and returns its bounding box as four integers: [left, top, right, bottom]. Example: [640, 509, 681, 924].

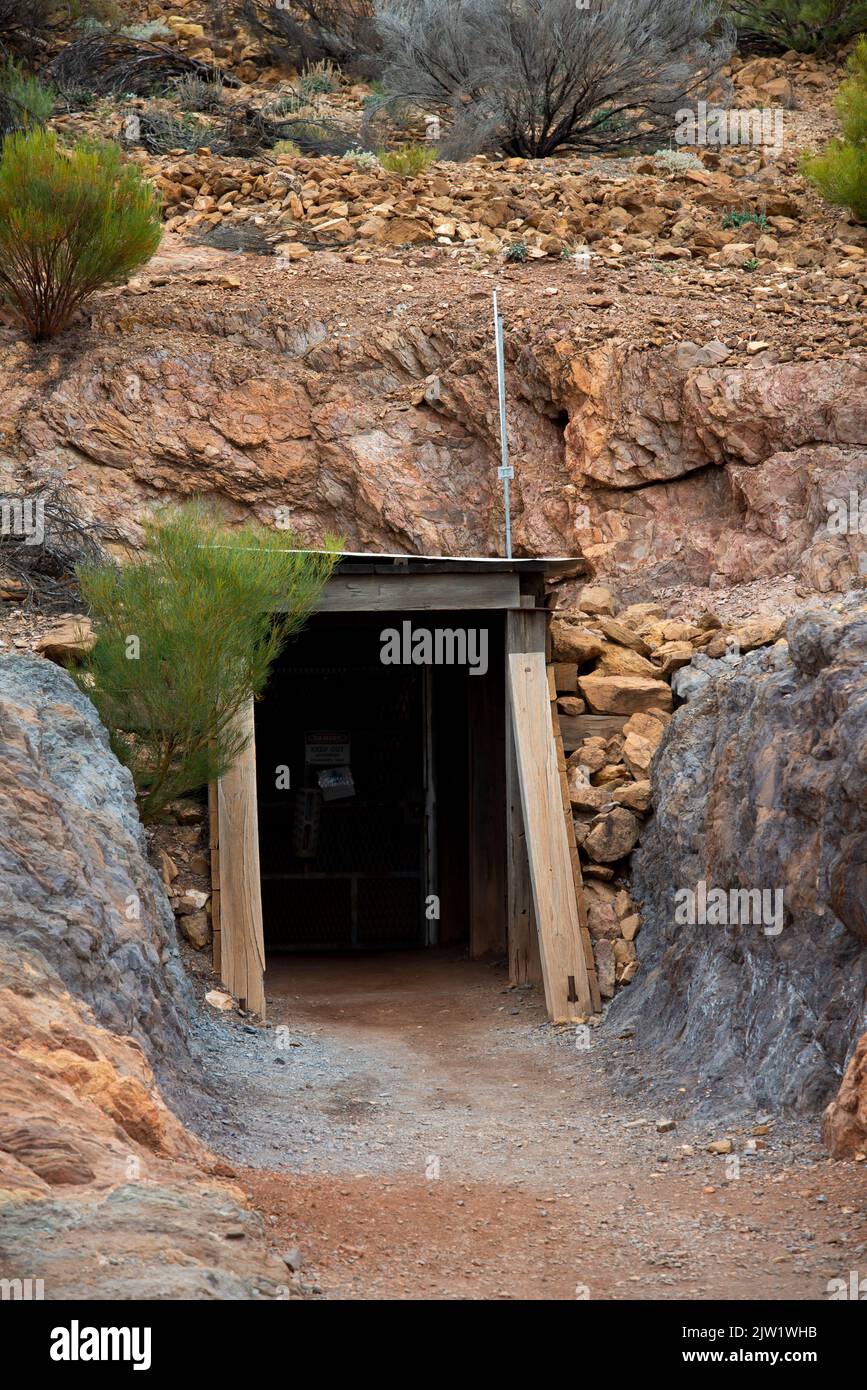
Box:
[304, 731, 350, 766]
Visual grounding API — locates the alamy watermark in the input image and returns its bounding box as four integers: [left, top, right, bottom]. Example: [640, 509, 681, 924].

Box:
[50, 1322, 151, 1370]
[827, 1270, 867, 1299]
[674, 880, 784, 936]
[0, 495, 44, 546]
[825, 491, 866, 535]
[380, 622, 488, 675]
[0, 1276, 44, 1300]
[675, 100, 784, 154]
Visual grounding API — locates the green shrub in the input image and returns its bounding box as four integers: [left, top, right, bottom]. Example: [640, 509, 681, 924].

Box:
[60, 84, 98, 111]
[0, 128, 162, 340]
[362, 80, 385, 109]
[505, 240, 529, 262]
[722, 208, 769, 228]
[801, 37, 867, 223]
[272, 138, 302, 156]
[73, 16, 111, 35]
[377, 141, 437, 174]
[74, 505, 340, 821]
[269, 89, 304, 117]
[726, 0, 867, 54]
[0, 60, 55, 135]
[276, 120, 337, 154]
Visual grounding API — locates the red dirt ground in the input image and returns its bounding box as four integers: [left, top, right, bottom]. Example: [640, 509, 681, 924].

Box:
[233, 953, 867, 1300]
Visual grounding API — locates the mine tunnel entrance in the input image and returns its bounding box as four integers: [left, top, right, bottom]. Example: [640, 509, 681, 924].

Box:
[209, 554, 597, 1023]
[254, 611, 483, 954]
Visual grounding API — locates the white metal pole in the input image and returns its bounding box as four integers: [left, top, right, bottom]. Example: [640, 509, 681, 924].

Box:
[493, 290, 513, 559]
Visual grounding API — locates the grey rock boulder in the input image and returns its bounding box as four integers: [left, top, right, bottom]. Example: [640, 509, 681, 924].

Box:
[609, 601, 867, 1116]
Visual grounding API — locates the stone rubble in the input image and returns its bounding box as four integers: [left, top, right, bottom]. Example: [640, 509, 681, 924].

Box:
[553, 583, 796, 998]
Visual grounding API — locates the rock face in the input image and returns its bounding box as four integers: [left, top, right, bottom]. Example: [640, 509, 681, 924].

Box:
[823, 1032, 867, 1159]
[608, 601, 867, 1115]
[0, 656, 191, 1092]
[0, 237, 864, 598]
[0, 656, 285, 1298]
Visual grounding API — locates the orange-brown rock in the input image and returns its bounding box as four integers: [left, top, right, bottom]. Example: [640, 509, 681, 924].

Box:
[579, 674, 673, 716]
[823, 1033, 867, 1159]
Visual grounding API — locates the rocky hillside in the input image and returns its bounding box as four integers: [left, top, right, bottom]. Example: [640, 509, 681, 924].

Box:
[0, 2, 864, 1206]
[0, 32, 863, 602]
[608, 599, 867, 1152]
[0, 656, 287, 1297]
[1, 232, 864, 603]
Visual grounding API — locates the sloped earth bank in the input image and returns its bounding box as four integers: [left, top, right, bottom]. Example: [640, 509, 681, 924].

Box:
[0, 657, 287, 1298]
[185, 952, 867, 1301]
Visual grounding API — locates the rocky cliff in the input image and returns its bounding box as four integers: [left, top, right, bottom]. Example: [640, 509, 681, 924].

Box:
[0, 656, 286, 1298]
[608, 601, 867, 1137]
[0, 230, 864, 603]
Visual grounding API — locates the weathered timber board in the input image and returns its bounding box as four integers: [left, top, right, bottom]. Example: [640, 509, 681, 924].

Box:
[506, 611, 592, 1021]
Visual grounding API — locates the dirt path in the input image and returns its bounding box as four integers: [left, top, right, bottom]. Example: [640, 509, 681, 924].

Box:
[189, 951, 867, 1300]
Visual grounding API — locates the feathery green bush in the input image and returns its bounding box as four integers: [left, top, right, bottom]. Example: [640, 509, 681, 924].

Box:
[0, 59, 55, 135]
[801, 37, 867, 223]
[0, 128, 162, 340]
[74, 505, 341, 821]
[377, 141, 437, 174]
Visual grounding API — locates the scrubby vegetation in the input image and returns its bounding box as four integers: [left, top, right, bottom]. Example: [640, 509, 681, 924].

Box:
[344, 147, 380, 169]
[74, 505, 340, 820]
[0, 59, 55, 136]
[0, 128, 162, 340]
[243, 0, 382, 78]
[654, 148, 705, 172]
[0, 0, 52, 42]
[373, 0, 733, 159]
[802, 36, 867, 223]
[377, 140, 436, 174]
[722, 208, 769, 227]
[727, 0, 867, 55]
[173, 71, 225, 112]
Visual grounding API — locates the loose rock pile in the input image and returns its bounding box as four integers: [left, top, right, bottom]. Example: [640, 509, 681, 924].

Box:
[553, 584, 786, 998]
[124, 144, 867, 296]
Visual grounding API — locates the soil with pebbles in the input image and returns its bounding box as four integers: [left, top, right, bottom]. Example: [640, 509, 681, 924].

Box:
[180, 947, 867, 1300]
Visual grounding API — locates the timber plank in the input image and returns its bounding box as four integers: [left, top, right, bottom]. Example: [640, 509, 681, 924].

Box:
[208, 780, 222, 977]
[216, 699, 266, 1019]
[506, 611, 592, 1021]
[506, 687, 541, 985]
[469, 650, 507, 957]
[310, 574, 520, 613]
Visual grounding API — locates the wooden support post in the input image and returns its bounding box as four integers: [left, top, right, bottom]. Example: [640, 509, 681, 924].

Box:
[506, 610, 593, 1021]
[208, 779, 222, 976]
[506, 687, 541, 985]
[216, 698, 266, 1019]
[469, 648, 507, 957]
